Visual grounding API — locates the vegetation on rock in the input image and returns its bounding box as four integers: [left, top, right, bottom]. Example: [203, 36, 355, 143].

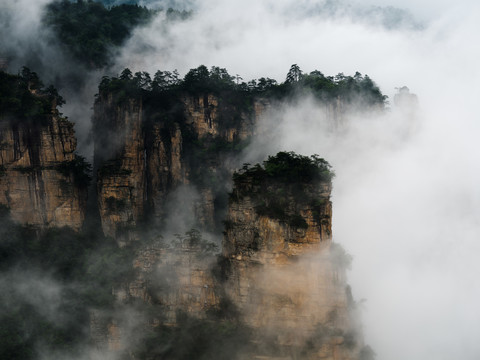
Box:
[55, 154, 92, 189]
[97, 64, 386, 108]
[0, 68, 64, 126]
[0, 69, 91, 189]
[231, 152, 333, 229]
[43, 1, 191, 69]
[43, 0, 155, 68]
[94, 64, 383, 204]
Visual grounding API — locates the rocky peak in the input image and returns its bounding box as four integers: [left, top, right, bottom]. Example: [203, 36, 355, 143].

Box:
[0, 70, 88, 229]
[93, 80, 266, 242]
[221, 152, 362, 359]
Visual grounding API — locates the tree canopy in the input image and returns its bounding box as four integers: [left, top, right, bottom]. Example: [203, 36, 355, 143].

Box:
[231, 152, 334, 229]
[0, 68, 64, 125]
[43, 0, 155, 68]
[233, 151, 334, 187]
[97, 64, 387, 110]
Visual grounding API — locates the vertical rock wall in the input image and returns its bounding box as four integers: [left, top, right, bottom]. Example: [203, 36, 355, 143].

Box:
[128, 242, 219, 324]
[0, 113, 86, 229]
[93, 91, 264, 241]
[223, 180, 360, 359]
[94, 96, 146, 242]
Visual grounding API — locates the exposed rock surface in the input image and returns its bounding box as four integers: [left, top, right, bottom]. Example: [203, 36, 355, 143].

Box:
[95, 162, 363, 359]
[89, 238, 221, 353]
[93, 91, 266, 242]
[0, 109, 86, 229]
[129, 241, 219, 324]
[94, 96, 146, 242]
[222, 175, 360, 359]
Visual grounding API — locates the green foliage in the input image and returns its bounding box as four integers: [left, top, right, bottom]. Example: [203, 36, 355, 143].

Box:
[285, 63, 303, 83]
[43, 1, 155, 68]
[152, 69, 180, 91]
[258, 65, 387, 109]
[233, 151, 334, 186]
[299, 68, 387, 108]
[97, 64, 386, 114]
[0, 68, 63, 126]
[99, 65, 248, 102]
[97, 70, 146, 103]
[95, 65, 383, 236]
[264, 151, 334, 183]
[55, 154, 92, 189]
[182, 65, 236, 94]
[232, 152, 333, 229]
[288, 213, 309, 229]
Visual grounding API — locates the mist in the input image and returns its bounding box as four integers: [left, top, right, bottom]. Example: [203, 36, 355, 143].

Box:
[2, 0, 480, 359]
[114, 0, 480, 359]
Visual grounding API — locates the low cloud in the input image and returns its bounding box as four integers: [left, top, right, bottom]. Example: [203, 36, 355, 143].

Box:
[3, 0, 480, 359]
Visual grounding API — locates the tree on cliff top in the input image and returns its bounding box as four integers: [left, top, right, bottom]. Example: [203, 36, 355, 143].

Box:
[231, 152, 334, 229]
[0, 68, 64, 125]
[182, 65, 236, 94]
[285, 64, 303, 83]
[233, 151, 334, 186]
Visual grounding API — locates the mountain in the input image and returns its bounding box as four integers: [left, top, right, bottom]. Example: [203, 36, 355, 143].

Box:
[0, 69, 88, 229]
[0, 66, 383, 359]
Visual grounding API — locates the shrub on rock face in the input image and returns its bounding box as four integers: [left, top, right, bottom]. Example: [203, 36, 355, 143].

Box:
[231, 152, 333, 229]
[233, 152, 334, 187]
[0, 68, 64, 126]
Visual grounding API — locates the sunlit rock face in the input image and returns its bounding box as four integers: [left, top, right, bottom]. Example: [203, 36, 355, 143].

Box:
[0, 104, 86, 229]
[93, 90, 266, 244]
[222, 172, 362, 359]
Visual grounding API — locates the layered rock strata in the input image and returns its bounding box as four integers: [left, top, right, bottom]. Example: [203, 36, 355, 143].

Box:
[222, 174, 359, 359]
[93, 91, 266, 242]
[0, 109, 86, 229]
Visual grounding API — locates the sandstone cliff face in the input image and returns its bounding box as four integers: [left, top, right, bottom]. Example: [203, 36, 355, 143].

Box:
[129, 241, 219, 324]
[0, 112, 86, 229]
[94, 96, 147, 242]
[223, 179, 359, 359]
[88, 238, 220, 353]
[183, 94, 260, 141]
[94, 91, 266, 242]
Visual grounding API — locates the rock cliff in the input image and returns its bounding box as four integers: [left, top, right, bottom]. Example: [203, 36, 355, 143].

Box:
[220, 153, 361, 359]
[95, 153, 364, 360]
[94, 95, 147, 242]
[0, 67, 382, 360]
[128, 236, 219, 324]
[0, 72, 87, 229]
[93, 88, 265, 243]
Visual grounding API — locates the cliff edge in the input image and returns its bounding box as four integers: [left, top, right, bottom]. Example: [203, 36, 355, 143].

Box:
[0, 69, 88, 229]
